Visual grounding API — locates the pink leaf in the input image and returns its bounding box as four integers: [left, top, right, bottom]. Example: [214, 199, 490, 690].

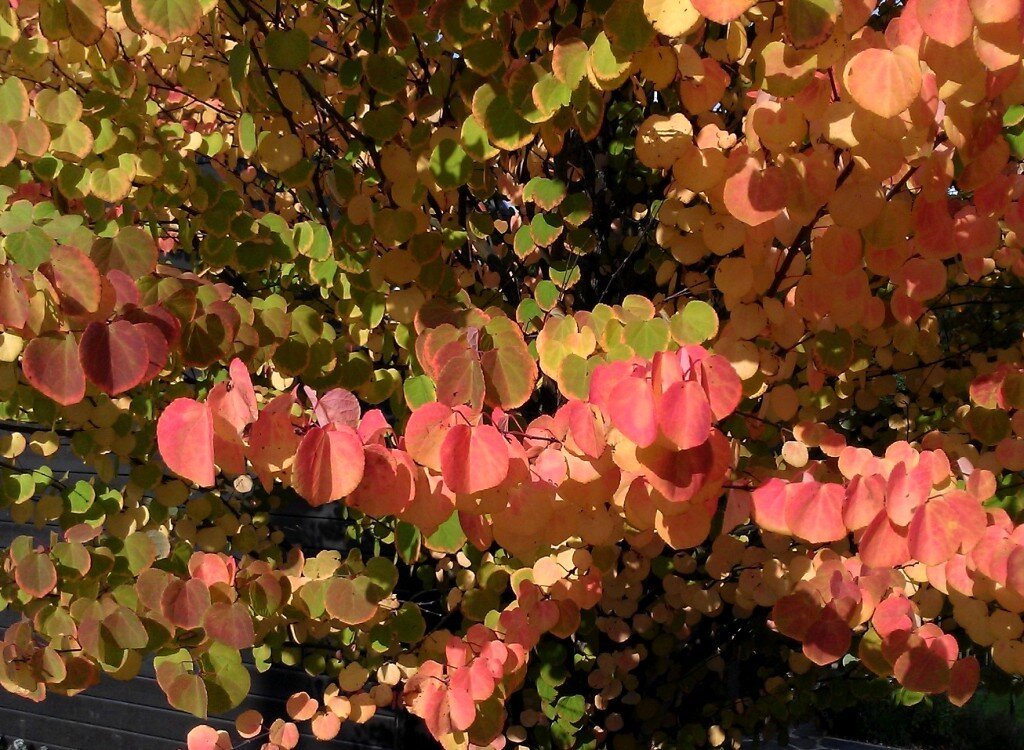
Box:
[606, 375, 658, 448]
[751, 478, 792, 535]
[859, 511, 912, 568]
[907, 498, 959, 566]
[917, 0, 973, 46]
[158, 398, 215, 487]
[448, 683, 477, 732]
[314, 388, 361, 428]
[696, 354, 743, 419]
[658, 380, 712, 450]
[441, 423, 510, 494]
[785, 482, 847, 544]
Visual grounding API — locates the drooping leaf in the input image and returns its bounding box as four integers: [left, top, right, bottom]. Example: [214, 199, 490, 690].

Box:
[843, 46, 922, 118]
[291, 425, 365, 506]
[440, 423, 510, 494]
[157, 398, 216, 487]
[130, 0, 203, 40]
[22, 333, 86, 406]
[79, 320, 149, 395]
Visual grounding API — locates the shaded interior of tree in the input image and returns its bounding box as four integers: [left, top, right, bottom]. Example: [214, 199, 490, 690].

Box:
[0, 428, 437, 749]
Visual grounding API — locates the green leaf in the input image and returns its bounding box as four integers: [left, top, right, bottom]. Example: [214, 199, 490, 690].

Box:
[524, 178, 567, 210]
[0, 78, 28, 124]
[425, 510, 466, 553]
[130, 0, 203, 40]
[429, 139, 472, 189]
[403, 375, 436, 410]
[266, 28, 311, 71]
[670, 300, 719, 344]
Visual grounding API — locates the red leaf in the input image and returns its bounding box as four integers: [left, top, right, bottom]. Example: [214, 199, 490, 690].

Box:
[22, 333, 86, 405]
[448, 682, 476, 732]
[348, 445, 416, 517]
[133, 321, 169, 383]
[894, 642, 951, 694]
[41, 245, 102, 316]
[606, 375, 658, 448]
[204, 602, 255, 648]
[208, 360, 258, 436]
[158, 398, 216, 487]
[0, 261, 28, 328]
[106, 269, 141, 309]
[79, 319, 148, 395]
[187, 726, 230, 750]
[405, 401, 454, 471]
[161, 577, 211, 630]
[248, 393, 301, 490]
[188, 552, 235, 587]
[872, 595, 915, 639]
[441, 423, 510, 494]
[654, 500, 713, 549]
[949, 656, 980, 707]
[292, 425, 365, 506]
[560, 399, 604, 458]
[15, 551, 57, 598]
[843, 474, 886, 531]
[885, 462, 930, 527]
[751, 478, 792, 535]
[771, 590, 819, 641]
[658, 380, 712, 450]
[803, 605, 852, 666]
[450, 661, 496, 702]
[404, 661, 450, 737]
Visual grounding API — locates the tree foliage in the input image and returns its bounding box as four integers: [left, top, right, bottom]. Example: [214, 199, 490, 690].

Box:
[0, 0, 1023, 748]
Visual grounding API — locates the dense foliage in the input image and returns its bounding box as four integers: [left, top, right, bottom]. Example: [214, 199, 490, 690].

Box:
[0, 0, 1023, 748]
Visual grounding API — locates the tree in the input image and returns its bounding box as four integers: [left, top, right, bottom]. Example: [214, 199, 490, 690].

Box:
[0, 0, 1023, 748]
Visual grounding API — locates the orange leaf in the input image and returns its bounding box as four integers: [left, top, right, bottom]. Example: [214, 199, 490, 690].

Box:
[722, 155, 787, 226]
[292, 425, 366, 506]
[843, 46, 922, 118]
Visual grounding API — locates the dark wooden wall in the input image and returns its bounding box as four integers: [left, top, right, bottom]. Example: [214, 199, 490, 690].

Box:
[0, 430, 435, 750]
